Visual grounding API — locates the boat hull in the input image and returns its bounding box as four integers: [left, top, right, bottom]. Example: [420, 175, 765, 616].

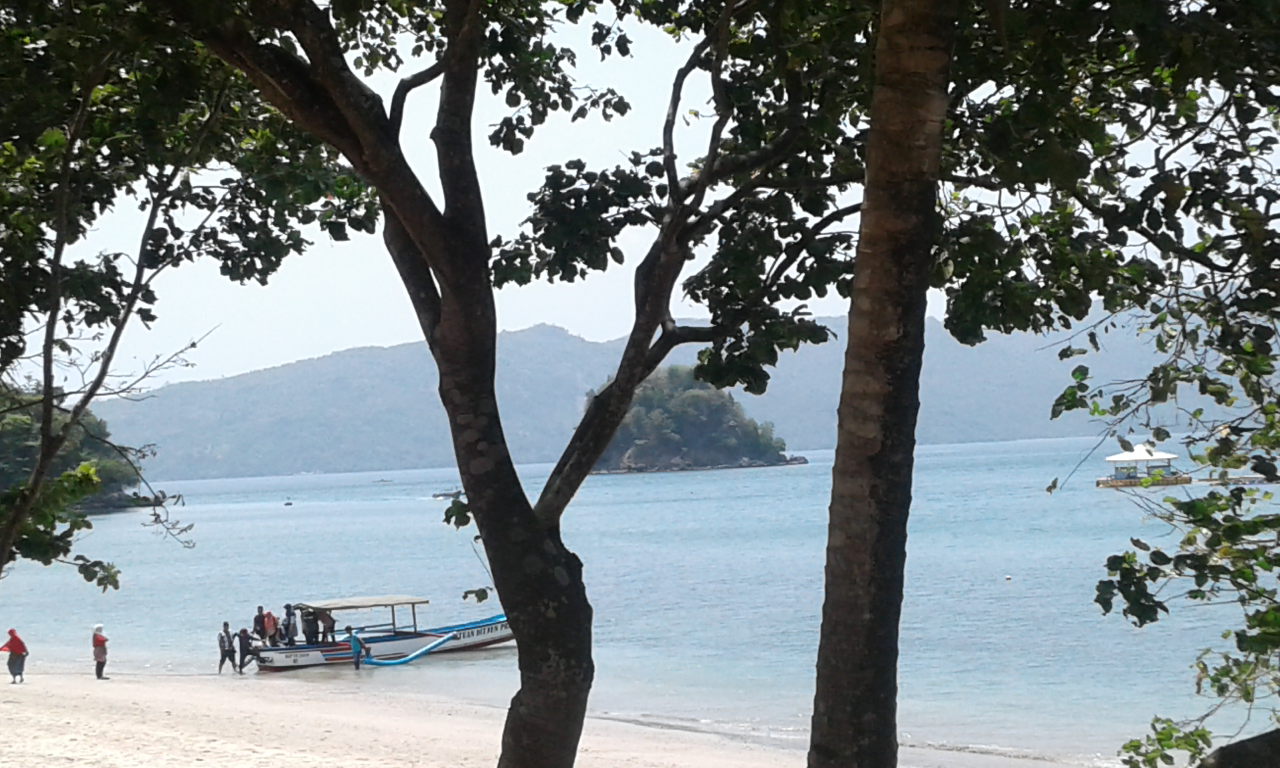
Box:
[255, 615, 513, 670]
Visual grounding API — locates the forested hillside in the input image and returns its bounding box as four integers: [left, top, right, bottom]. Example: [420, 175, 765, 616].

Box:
[96, 315, 1157, 480]
[0, 388, 134, 494]
[597, 366, 792, 471]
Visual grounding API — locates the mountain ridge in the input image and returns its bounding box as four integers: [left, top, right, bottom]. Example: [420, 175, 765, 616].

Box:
[95, 315, 1157, 481]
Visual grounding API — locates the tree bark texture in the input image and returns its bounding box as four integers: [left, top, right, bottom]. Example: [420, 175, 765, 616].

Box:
[808, 2, 958, 768]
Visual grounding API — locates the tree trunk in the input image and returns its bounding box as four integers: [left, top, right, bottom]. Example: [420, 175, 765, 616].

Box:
[1199, 729, 1280, 768]
[808, 2, 958, 767]
[421, 251, 594, 768]
[446, 376, 594, 768]
[150, 3, 599, 764]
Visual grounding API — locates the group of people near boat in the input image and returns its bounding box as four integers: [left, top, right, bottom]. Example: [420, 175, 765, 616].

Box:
[0, 625, 110, 683]
[219, 603, 337, 674]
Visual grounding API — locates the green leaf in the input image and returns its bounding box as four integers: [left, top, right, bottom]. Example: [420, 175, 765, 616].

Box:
[443, 498, 472, 529]
[36, 127, 66, 149]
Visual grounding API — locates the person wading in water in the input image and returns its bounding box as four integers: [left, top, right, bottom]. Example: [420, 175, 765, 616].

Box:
[218, 622, 236, 674]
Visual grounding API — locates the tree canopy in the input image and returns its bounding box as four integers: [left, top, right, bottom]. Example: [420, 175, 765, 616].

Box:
[953, 2, 1280, 764]
[0, 1, 376, 371]
[595, 366, 788, 471]
[0, 0, 374, 591]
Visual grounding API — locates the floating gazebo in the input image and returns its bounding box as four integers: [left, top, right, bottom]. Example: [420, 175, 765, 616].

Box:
[1097, 445, 1192, 488]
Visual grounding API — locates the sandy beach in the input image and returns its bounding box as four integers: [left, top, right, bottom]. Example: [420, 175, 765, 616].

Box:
[0, 668, 1100, 768]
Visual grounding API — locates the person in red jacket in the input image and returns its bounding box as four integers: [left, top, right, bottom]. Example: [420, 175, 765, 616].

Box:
[92, 624, 108, 680]
[262, 610, 279, 647]
[1, 629, 27, 683]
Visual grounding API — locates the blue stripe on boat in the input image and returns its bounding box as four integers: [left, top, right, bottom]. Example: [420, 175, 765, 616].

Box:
[424, 614, 508, 633]
[263, 615, 508, 659]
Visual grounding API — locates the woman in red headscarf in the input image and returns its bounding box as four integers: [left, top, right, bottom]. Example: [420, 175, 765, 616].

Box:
[1, 629, 28, 683]
[92, 624, 108, 680]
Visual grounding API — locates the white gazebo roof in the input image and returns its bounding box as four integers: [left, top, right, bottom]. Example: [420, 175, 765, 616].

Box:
[1105, 445, 1178, 463]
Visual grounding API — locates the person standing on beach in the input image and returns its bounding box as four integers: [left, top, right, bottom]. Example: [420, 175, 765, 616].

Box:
[252, 606, 266, 642]
[92, 625, 108, 680]
[236, 628, 257, 673]
[1, 629, 28, 683]
[217, 622, 236, 674]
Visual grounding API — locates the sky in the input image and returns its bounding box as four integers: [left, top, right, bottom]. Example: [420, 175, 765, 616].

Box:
[70, 22, 931, 388]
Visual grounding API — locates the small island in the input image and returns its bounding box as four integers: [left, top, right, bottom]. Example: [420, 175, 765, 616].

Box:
[594, 366, 807, 473]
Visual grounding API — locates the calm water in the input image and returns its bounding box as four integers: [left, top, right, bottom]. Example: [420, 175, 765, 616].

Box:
[0, 437, 1246, 764]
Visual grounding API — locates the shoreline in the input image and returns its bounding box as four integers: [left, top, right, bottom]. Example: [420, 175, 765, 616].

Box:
[4, 666, 1119, 768]
[590, 454, 810, 475]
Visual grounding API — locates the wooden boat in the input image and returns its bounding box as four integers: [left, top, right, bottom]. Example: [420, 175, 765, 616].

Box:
[255, 595, 513, 671]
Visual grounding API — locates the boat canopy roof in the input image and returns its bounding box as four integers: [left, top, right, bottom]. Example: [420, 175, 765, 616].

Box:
[294, 595, 430, 612]
[1105, 445, 1178, 463]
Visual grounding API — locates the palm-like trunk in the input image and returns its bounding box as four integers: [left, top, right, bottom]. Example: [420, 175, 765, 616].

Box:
[808, 1, 959, 767]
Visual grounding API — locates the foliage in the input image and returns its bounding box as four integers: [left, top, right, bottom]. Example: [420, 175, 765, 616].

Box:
[0, 387, 133, 494]
[463, 587, 491, 603]
[0, 462, 118, 591]
[934, 1, 1280, 762]
[0, 0, 374, 589]
[1096, 483, 1280, 766]
[596, 366, 787, 471]
[0, 1, 377, 372]
[489, 0, 876, 395]
[443, 498, 473, 528]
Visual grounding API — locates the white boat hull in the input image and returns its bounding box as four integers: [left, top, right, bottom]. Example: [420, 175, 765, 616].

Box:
[255, 615, 513, 670]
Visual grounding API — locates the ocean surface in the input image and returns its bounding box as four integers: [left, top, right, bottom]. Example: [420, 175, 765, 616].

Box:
[0, 436, 1253, 765]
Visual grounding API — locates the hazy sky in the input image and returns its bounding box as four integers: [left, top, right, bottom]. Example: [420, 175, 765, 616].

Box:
[74, 23, 932, 388]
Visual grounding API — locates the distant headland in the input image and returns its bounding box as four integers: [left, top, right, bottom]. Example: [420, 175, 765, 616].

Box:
[93, 315, 1158, 482]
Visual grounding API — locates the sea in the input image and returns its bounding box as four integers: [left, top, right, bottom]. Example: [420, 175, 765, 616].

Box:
[0, 436, 1255, 765]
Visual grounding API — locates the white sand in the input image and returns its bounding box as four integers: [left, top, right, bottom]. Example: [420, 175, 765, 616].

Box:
[0, 670, 1093, 768]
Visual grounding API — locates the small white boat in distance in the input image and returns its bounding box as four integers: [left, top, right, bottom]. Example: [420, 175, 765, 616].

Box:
[1096, 445, 1192, 489]
[256, 595, 513, 671]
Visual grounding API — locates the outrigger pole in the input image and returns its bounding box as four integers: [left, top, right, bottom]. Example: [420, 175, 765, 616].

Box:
[354, 632, 457, 667]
